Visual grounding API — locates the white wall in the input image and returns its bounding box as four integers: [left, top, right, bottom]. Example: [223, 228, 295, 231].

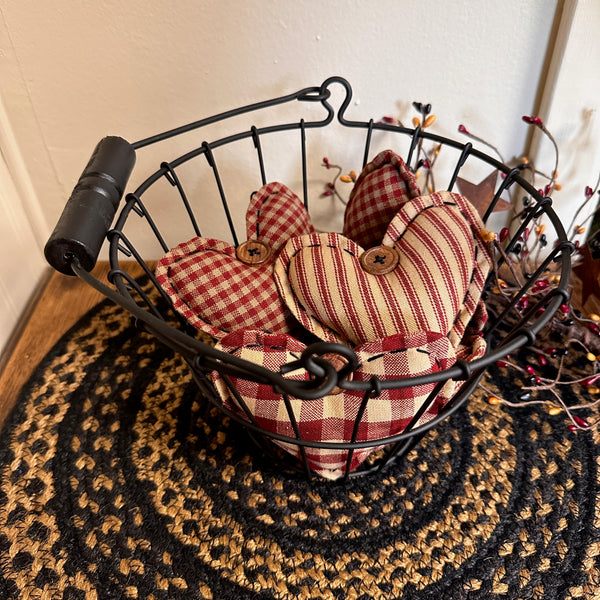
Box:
[1, 1, 557, 230]
[0, 94, 47, 357]
[2, 0, 598, 355]
[529, 0, 600, 243]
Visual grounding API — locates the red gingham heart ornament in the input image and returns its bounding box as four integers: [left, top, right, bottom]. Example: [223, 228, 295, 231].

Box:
[274, 191, 492, 348]
[155, 182, 314, 339]
[212, 328, 457, 479]
[343, 149, 421, 249]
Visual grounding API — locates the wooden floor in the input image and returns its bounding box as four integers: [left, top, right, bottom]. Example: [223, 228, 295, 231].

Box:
[0, 263, 121, 427]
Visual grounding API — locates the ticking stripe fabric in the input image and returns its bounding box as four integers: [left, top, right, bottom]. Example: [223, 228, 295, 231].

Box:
[274, 191, 492, 348]
[155, 182, 314, 339]
[381, 190, 493, 350]
[212, 329, 457, 479]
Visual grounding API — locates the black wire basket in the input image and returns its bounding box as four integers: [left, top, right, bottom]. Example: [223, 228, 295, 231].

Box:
[45, 76, 572, 480]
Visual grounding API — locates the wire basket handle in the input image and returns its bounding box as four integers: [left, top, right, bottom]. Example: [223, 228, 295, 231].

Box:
[44, 136, 136, 275]
[43, 79, 355, 277]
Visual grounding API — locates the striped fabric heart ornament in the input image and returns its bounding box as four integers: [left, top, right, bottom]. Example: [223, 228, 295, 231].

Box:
[212, 328, 457, 479]
[274, 191, 492, 348]
[343, 149, 421, 249]
[155, 182, 314, 339]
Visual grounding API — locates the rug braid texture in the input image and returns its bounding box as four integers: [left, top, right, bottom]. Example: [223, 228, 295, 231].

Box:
[0, 295, 599, 599]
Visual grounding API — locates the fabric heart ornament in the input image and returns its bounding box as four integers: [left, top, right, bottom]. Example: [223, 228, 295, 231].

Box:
[155, 182, 314, 339]
[274, 191, 492, 349]
[343, 149, 421, 249]
[212, 328, 457, 479]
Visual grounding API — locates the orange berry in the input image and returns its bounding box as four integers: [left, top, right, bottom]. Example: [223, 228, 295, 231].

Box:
[481, 229, 497, 243]
[423, 114, 436, 128]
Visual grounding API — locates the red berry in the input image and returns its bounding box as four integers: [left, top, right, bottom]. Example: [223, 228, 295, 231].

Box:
[574, 416, 590, 428]
[523, 115, 544, 126]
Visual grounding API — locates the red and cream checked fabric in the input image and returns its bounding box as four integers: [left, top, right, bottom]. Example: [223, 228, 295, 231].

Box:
[155, 238, 295, 339]
[343, 149, 421, 249]
[275, 192, 490, 347]
[155, 182, 314, 339]
[212, 329, 456, 479]
[246, 181, 313, 251]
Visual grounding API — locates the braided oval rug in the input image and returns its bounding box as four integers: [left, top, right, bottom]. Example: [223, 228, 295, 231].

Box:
[1, 296, 600, 600]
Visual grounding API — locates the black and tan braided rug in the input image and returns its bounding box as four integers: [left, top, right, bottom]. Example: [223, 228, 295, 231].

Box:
[1, 295, 600, 599]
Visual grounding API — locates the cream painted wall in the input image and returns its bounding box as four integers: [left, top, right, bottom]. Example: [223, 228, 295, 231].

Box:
[529, 0, 600, 244]
[1, 1, 557, 238]
[0, 94, 47, 357]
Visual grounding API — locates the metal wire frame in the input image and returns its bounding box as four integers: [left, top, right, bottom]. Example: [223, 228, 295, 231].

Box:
[57, 76, 571, 480]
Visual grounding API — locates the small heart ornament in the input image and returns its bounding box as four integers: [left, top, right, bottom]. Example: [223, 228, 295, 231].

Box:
[155, 182, 314, 339]
[343, 149, 421, 249]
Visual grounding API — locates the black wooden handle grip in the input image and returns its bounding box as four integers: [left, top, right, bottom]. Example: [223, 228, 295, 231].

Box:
[44, 136, 136, 275]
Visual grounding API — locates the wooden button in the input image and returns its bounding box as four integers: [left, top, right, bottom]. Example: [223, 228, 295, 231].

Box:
[235, 239, 271, 265]
[321, 353, 353, 395]
[359, 246, 399, 275]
